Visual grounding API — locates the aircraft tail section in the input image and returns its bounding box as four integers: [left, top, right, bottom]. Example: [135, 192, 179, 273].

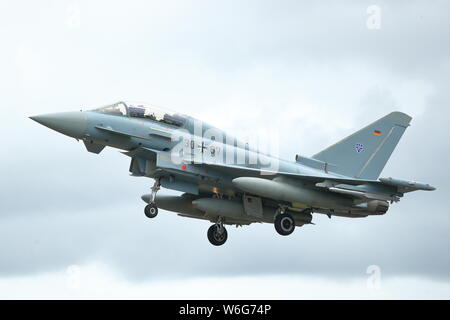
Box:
[312, 112, 412, 180]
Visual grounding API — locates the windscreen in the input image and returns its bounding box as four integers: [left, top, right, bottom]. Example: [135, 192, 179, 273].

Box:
[93, 102, 127, 116]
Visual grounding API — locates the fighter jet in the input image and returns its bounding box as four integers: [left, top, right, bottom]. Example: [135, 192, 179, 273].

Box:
[30, 101, 435, 246]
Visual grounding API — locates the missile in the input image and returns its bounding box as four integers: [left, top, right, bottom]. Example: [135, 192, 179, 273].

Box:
[192, 198, 247, 218]
[142, 193, 312, 226]
[232, 177, 353, 209]
[192, 197, 312, 226]
[141, 193, 204, 217]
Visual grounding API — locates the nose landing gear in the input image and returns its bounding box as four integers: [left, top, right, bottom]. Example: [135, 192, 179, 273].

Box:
[144, 178, 161, 219]
[144, 203, 158, 218]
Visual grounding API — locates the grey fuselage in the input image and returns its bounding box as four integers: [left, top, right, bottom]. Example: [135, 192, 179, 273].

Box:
[30, 103, 410, 223]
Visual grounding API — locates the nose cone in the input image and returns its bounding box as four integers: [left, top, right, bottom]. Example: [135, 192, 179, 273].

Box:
[30, 111, 87, 139]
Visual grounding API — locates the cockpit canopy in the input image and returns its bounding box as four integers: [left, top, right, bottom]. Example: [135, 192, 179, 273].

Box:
[94, 102, 128, 116]
[93, 101, 187, 127]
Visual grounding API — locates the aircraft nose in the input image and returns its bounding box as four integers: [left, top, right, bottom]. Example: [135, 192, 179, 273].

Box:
[29, 111, 87, 139]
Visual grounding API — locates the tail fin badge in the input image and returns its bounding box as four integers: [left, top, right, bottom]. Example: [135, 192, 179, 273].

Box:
[355, 143, 364, 153]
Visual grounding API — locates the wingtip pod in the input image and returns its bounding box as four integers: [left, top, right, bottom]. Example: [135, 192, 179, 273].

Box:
[379, 177, 436, 191]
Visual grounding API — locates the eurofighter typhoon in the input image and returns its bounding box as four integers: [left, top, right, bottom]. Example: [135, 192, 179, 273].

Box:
[30, 102, 435, 246]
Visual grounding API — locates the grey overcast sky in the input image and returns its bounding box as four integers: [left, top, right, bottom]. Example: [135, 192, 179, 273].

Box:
[0, 0, 449, 299]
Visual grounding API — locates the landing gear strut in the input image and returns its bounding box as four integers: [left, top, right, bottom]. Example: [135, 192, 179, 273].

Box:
[144, 178, 161, 219]
[274, 207, 295, 236]
[207, 217, 228, 246]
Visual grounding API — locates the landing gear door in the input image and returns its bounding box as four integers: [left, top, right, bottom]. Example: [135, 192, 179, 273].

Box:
[243, 195, 263, 218]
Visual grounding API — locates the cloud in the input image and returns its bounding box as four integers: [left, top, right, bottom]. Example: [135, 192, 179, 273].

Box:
[1, 263, 450, 299]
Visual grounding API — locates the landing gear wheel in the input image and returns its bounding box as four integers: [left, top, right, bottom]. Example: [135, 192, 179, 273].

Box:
[274, 213, 295, 236]
[207, 224, 228, 246]
[144, 178, 161, 219]
[144, 203, 158, 218]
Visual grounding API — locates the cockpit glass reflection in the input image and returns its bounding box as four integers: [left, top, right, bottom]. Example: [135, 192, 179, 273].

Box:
[93, 102, 127, 116]
[128, 103, 186, 127]
[93, 101, 187, 127]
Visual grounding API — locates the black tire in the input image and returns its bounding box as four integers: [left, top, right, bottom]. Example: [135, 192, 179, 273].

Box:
[274, 213, 295, 236]
[207, 224, 228, 246]
[144, 203, 158, 218]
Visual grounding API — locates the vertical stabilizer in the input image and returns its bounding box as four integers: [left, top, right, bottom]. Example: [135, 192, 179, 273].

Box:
[312, 112, 412, 179]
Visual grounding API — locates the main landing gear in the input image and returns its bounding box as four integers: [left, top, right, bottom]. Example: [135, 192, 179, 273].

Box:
[274, 207, 295, 236]
[207, 217, 228, 246]
[144, 178, 161, 219]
